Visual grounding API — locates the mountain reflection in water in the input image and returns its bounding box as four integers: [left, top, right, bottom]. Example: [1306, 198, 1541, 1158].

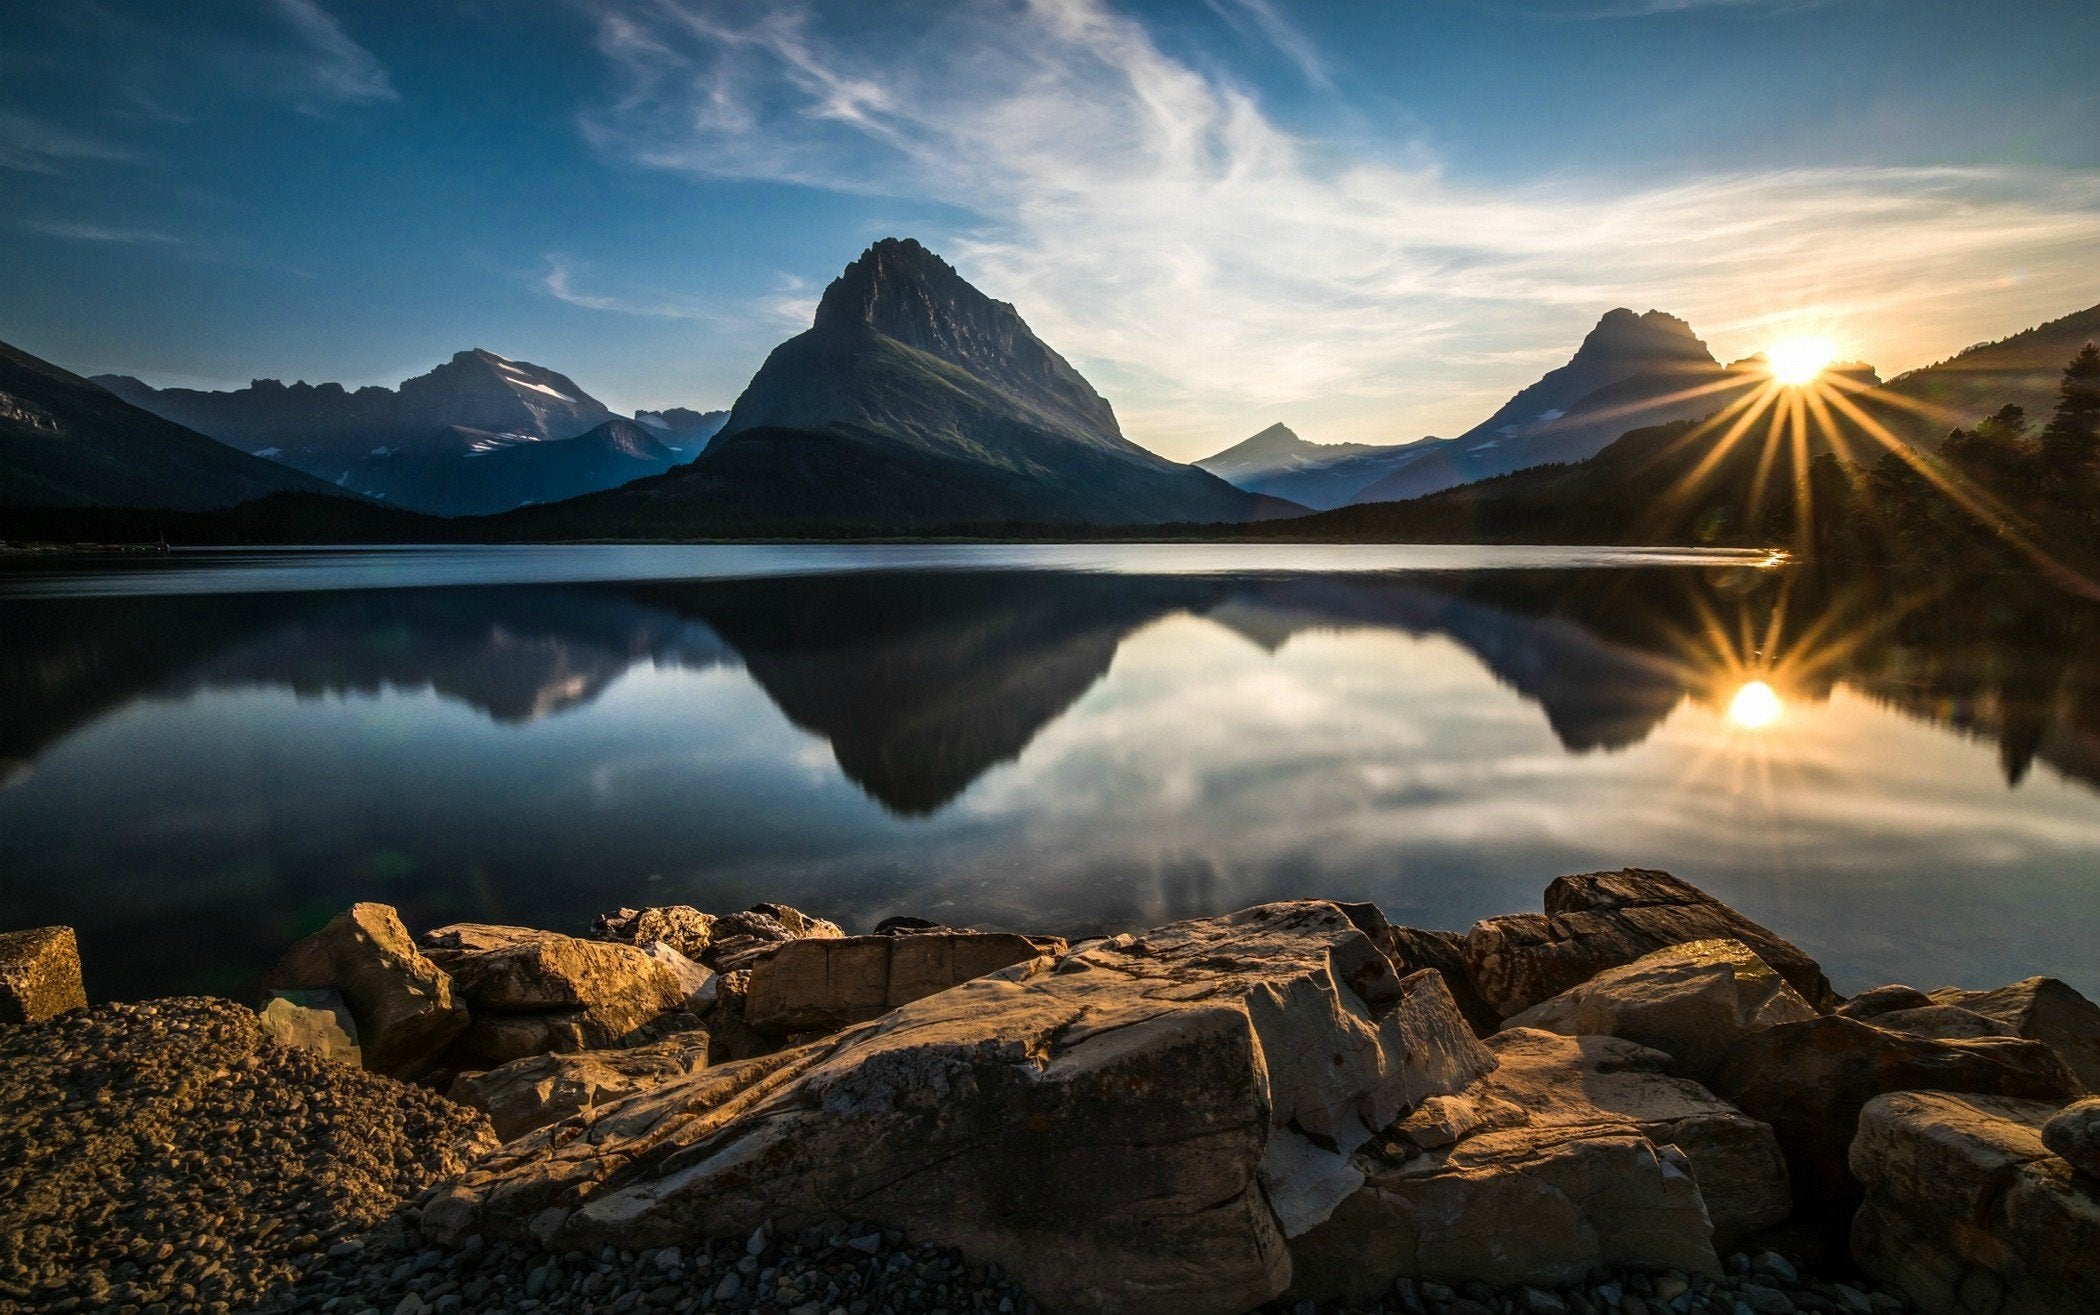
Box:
[3, 561, 2097, 1002]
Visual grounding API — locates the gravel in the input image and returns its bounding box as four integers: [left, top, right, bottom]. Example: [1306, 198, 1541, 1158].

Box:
[268, 1217, 1044, 1314]
[0, 997, 493, 1314]
[1260, 1251, 1917, 1315]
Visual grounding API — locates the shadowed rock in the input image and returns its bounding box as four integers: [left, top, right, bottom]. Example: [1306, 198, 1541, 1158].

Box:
[1851, 1091, 2100, 1315]
[1712, 1015, 2080, 1242]
[1289, 1026, 1786, 1301]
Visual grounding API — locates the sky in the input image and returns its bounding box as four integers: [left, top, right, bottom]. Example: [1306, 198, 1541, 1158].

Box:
[3, 0, 2098, 461]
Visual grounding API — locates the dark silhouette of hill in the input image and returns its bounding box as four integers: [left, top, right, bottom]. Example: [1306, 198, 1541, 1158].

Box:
[0, 340, 339, 510]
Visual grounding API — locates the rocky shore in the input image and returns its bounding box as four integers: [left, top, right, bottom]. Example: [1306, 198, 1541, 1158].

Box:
[2, 870, 2096, 1315]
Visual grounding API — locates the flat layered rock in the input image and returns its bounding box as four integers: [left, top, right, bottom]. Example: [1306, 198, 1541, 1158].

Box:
[262, 903, 466, 1078]
[422, 901, 1496, 1315]
[0, 926, 87, 1025]
[421, 924, 693, 1065]
[1711, 1015, 2081, 1240]
[1929, 976, 2100, 1093]
[449, 1030, 714, 1142]
[1851, 1090, 2100, 1315]
[1503, 938, 1816, 1079]
[1289, 1026, 1785, 1302]
[1464, 869, 1834, 1020]
[744, 930, 1064, 1034]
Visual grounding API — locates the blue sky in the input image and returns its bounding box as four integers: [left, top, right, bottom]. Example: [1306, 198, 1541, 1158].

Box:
[4, 0, 2097, 459]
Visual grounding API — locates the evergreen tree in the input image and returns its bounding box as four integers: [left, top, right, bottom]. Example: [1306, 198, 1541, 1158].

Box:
[2040, 344, 2100, 478]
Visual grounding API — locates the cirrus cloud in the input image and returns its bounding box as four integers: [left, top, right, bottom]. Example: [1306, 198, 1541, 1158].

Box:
[575, 0, 2100, 457]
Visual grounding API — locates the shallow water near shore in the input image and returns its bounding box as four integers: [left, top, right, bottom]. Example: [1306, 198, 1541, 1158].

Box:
[2, 542, 2095, 1003]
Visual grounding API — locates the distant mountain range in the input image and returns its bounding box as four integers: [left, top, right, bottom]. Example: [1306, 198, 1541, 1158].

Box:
[0, 340, 337, 510]
[1193, 423, 1412, 509]
[1201, 301, 2100, 515]
[92, 350, 727, 516]
[1196, 309, 1881, 509]
[5, 235, 2094, 540]
[504, 238, 1286, 532]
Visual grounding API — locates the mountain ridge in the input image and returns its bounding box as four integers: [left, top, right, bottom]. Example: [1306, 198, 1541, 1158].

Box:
[0, 339, 343, 511]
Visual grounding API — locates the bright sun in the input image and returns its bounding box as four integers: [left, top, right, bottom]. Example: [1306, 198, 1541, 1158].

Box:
[1765, 337, 1838, 386]
[1728, 680, 1784, 729]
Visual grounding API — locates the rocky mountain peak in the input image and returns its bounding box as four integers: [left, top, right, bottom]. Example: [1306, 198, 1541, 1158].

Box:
[792, 237, 1123, 443]
[1576, 309, 1715, 367]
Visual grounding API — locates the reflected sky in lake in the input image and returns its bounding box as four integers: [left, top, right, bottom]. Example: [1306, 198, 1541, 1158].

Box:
[1, 545, 2095, 1002]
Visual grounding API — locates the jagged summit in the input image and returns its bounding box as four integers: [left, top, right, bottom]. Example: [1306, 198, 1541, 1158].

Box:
[746, 236, 1123, 447]
[581, 237, 1280, 528]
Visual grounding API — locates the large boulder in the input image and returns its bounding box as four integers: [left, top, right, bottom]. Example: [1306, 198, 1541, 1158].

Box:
[744, 930, 1065, 1034]
[421, 902, 1496, 1315]
[1502, 938, 1816, 1079]
[1929, 977, 2100, 1093]
[1288, 1027, 1784, 1301]
[0, 926, 87, 1024]
[1464, 869, 1835, 1020]
[261, 903, 467, 1077]
[449, 1031, 715, 1142]
[420, 924, 694, 1065]
[1850, 1091, 2100, 1315]
[1710, 1015, 2081, 1239]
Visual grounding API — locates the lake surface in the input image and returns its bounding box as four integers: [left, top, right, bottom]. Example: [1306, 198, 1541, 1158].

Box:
[3, 543, 2095, 1003]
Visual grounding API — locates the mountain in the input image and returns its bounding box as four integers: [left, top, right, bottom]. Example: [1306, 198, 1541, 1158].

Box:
[1842, 302, 2100, 450]
[0, 339, 341, 512]
[633, 408, 730, 456]
[325, 416, 684, 516]
[1193, 423, 1411, 510]
[523, 238, 1283, 531]
[1263, 412, 1814, 547]
[90, 350, 712, 515]
[1348, 309, 1763, 505]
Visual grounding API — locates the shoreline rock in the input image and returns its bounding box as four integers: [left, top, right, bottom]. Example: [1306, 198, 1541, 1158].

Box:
[5, 868, 2098, 1315]
[0, 926, 87, 1025]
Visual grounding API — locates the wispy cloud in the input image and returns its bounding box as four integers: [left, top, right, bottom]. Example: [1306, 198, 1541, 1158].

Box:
[575, 0, 2100, 455]
[540, 255, 713, 320]
[0, 111, 138, 175]
[1201, 0, 1330, 88]
[20, 218, 183, 245]
[263, 0, 397, 111]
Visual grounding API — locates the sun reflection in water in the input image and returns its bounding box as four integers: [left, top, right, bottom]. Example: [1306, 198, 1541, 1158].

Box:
[1728, 679, 1784, 729]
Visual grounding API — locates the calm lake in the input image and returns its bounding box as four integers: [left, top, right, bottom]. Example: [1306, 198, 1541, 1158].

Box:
[3, 544, 2095, 1003]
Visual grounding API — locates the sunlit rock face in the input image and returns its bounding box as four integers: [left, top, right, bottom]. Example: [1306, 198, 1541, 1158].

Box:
[421, 901, 1494, 1315]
